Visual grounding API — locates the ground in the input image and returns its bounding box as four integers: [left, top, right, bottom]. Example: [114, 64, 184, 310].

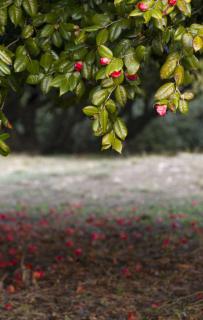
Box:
[0, 154, 203, 320]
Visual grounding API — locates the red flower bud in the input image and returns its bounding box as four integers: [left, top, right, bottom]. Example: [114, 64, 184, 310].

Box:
[137, 2, 148, 12]
[168, 0, 177, 6]
[125, 73, 138, 81]
[100, 57, 111, 65]
[154, 104, 167, 117]
[110, 70, 122, 78]
[74, 61, 83, 72]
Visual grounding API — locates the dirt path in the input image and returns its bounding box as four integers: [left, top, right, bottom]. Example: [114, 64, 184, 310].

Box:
[0, 153, 203, 210]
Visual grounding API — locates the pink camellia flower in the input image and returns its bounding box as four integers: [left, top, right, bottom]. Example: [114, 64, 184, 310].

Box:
[125, 73, 138, 81]
[110, 70, 122, 78]
[154, 104, 167, 117]
[137, 2, 148, 11]
[168, 0, 177, 6]
[100, 57, 111, 65]
[74, 61, 83, 72]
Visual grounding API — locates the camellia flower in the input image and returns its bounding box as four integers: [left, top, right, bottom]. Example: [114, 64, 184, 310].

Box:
[100, 57, 111, 65]
[125, 73, 138, 81]
[137, 2, 148, 11]
[168, 0, 177, 6]
[74, 61, 83, 72]
[154, 104, 167, 117]
[110, 70, 122, 78]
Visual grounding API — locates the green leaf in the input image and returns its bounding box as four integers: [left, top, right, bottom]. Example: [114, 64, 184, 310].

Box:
[105, 99, 116, 113]
[8, 4, 23, 26]
[124, 48, 140, 75]
[99, 107, 108, 133]
[177, 0, 191, 16]
[14, 55, 28, 72]
[193, 36, 203, 52]
[96, 29, 109, 45]
[181, 91, 194, 100]
[91, 89, 109, 106]
[109, 22, 122, 42]
[0, 139, 10, 156]
[129, 9, 142, 17]
[179, 99, 189, 114]
[0, 45, 13, 65]
[114, 118, 127, 140]
[0, 8, 7, 27]
[40, 75, 52, 94]
[115, 85, 127, 107]
[98, 45, 113, 59]
[26, 59, 40, 74]
[112, 136, 122, 153]
[40, 24, 55, 38]
[0, 133, 10, 141]
[182, 32, 193, 49]
[144, 11, 152, 24]
[160, 53, 179, 80]
[83, 106, 98, 116]
[155, 83, 175, 100]
[26, 73, 43, 84]
[114, 0, 123, 5]
[22, 24, 34, 39]
[83, 25, 100, 32]
[75, 80, 85, 98]
[23, 0, 38, 17]
[151, 9, 162, 20]
[102, 132, 113, 150]
[40, 52, 53, 72]
[174, 65, 185, 86]
[25, 38, 40, 56]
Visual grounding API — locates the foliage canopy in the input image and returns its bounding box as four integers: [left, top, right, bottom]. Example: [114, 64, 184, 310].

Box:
[0, 0, 202, 155]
